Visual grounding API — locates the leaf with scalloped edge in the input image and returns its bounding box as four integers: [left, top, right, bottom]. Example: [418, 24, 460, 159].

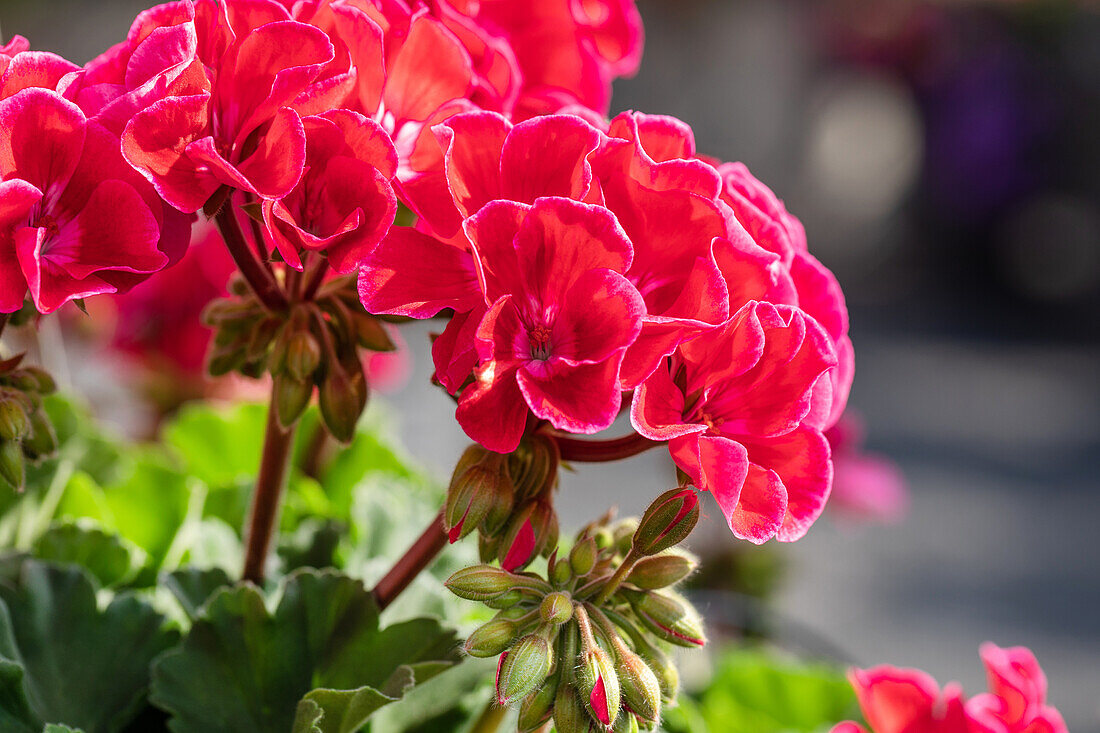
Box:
[149, 569, 459, 733]
[0, 559, 179, 733]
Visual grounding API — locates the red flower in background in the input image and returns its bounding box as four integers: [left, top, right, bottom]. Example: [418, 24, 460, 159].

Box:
[833, 645, 1067, 733]
[632, 301, 837, 543]
[826, 414, 908, 524]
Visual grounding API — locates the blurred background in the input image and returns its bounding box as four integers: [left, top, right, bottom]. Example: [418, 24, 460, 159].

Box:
[2, 0, 1098, 729]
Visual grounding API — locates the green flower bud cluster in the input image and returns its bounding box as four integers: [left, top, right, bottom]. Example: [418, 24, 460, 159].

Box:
[445, 487, 707, 732]
[203, 275, 394, 440]
[443, 436, 561, 572]
[0, 354, 58, 493]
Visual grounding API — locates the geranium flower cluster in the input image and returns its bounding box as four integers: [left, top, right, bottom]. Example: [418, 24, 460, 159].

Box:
[833, 643, 1068, 733]
[1, 0, 851, 544]
[361, 109, 854, 544]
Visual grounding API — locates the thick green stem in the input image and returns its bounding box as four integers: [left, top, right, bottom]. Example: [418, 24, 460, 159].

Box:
[468, 699, 506, 733]
[594, 548, 640, 605]
[241, 386, 297, 584]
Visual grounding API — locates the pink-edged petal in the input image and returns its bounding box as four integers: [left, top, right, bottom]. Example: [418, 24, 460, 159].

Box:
[829, 725, 868, 733]
[358, 226, 480, 318]
[678, 302, 766, 394]
[667, 434, 750, 509]
[436, 111, 511, 218]
[384, 14, 472, 123]
[790, 249, 849, 341]
[517, 356, 622, 434]
[219, 19, 334, 150]
[38, 179, 163, 279]
[124, 20, 198, 90]
[712, 233, 797, 310]
[327, 1, 386, 113]
[318, 109, 398, 178]
[850, 666, 943, 733]
[608, 111, 695, 163]
[631, 364, 704, 441]
[619, 317, 710, 390]
[728, 463, 786, 544]
[514, 196, 633, 304]
[463, 198, 527, 302]
[15, 226, 114, 313]
[121, 93, 217, 213]
[742, 427, 832, 542]
[0, 88, 86, 195]
[234, 106, 307, 199]
[456, 363, 528, 454]
[0, 237, 27, 312]
[0, 51, 80, 97]
[500, 113, 600, 203]
[432, 306, 483, 394]
[976, 643, 1049, 724]
[0, 178, 42, 227]
[550, 268, 643, 363]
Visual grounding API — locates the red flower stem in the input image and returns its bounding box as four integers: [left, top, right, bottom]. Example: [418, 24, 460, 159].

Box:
[241, 385, 298, 584]
[372, 510, 448, 610]
[551, 431, 660, 462]
[301, 256, 328, 302]
[214, 204, 287, 312]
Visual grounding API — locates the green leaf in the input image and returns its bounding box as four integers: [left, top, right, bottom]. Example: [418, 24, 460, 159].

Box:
[44, 725, 83, 732]
[296, 661, 450, 733]
[150, 569, 459, 733]
[31, 521, 144, 588]
[162, 403, 268, 489]
[689, 648, 860, 733]
[277, 518, 344, 573]
[162, 567, 232, 621]
[0, 559, 180, 733]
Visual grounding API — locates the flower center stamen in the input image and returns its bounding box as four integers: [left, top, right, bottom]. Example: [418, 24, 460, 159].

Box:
[529, 325, 552, 360]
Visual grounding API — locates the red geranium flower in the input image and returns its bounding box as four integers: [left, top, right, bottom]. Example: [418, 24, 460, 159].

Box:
[456, 197, 644, 452]
[631, 301, 837, 543]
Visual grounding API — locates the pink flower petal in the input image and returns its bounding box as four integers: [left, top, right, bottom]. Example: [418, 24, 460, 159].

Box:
[0, 88, 86, 196]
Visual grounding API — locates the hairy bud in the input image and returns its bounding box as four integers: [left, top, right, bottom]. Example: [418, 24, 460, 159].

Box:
[519, 681, 557, 731]
[627, 590, 706, 648]
[496, 634, 552, 706]
[539, 592, 573, 626]
[273, 373, 313, 428]
[0, 398, 29, 441]
[444, 565, 515, 601]
[626, 552, 697, 590]
[633, 488, 699, 556]
[318, 359, 367, 443]
[575, 606, 621, 727]
[612, 637, 662, 725]
[464, 618, 519, 658]
[553, 685, 593, 733]
[569, 536, 598, 577]
[285, 330, 322, 380]
[0, 439, 24, 492]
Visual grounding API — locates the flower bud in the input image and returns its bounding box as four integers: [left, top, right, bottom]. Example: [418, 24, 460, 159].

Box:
[553, 685, 593, 733]
[355, 314, 396, 352]
[484, 589, 525, 609]
[569, 536, 598, 577]
[625, 552, 697, 590]
[518, 681, 557, 731]
[575, 606, 621, 727]
[612, 518, 639, 556]
[274, 374, 313, 428]
[286, 330, 322, 380]
[612, 712, 640, 733]
[465, 618, 518, 658]
[634, 641, 678, 703]
[499, 501, 555, 572]
[444, 565, 515, 601]
[551, 557, 573, 586]
[627, 591, 706, 648]
[539, 592, 573, 626]
[11, 366, 55, 394]
[0, 398, 28, 441]
[445, 463, 503, 543]
[611, 638, 662, 725]
[633, 488, 699, 556]
[21, 410, 57, 460]
[318, 360, 367, 443]
[496, 634, 552, 706]
[0, 440, 24, 492]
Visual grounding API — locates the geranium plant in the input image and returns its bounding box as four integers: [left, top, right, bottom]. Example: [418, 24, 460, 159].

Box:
[0, 2, 1067, 732]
